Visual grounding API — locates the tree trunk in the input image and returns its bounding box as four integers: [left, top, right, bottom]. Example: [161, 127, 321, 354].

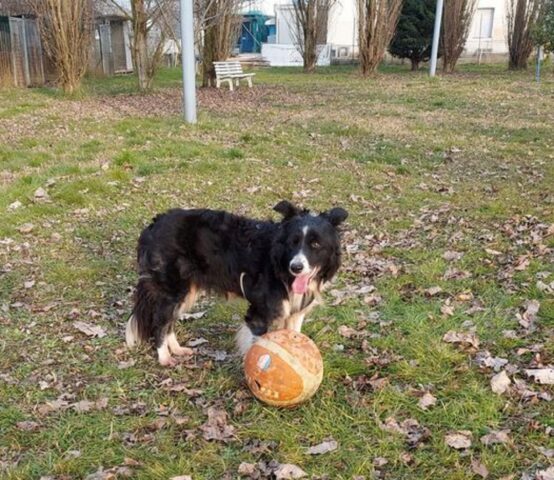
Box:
[441, 0, 477, 74]
[357, 0, 403, 77]
[134, 27, 150, 90]
[410, 58, 419, 70]
[201, 0, 241, 87]
[202, 26, 217, 87]
[303, 20, 317, 72]
[130, 0, 152, 91]
[507, 0, 541, 70]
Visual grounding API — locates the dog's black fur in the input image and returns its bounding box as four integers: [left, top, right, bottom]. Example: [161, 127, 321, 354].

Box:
[126, 201, 348, 365]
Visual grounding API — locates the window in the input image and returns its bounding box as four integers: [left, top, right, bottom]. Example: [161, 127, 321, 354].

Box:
[473, 8, 494, 39]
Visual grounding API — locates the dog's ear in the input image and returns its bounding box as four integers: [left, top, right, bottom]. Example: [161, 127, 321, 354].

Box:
[320, 207, 348, 227]
[273, 200, 301, 220]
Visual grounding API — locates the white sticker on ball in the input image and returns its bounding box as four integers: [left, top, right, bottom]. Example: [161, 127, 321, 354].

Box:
[257, 354, 271, 371]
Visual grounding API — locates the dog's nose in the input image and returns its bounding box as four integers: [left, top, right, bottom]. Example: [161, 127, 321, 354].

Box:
[290, 262, 304, 274]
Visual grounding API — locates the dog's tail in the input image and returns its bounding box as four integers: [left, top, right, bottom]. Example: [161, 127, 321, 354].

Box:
[126, 277, 160, 348]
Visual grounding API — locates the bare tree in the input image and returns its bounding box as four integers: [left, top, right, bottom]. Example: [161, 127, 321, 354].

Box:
[100, 0, 176, 90]
[289, 0, 334, 73]
[357, 0, 403, 76]
[0, 0, 31, 15]
[508, 0, 545, 69]
[198, 0, 242, 87]
[441, 0, 477, 73]
[27, 0, 92, 94]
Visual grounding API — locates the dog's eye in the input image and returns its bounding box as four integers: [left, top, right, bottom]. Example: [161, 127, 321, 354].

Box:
[310, 240, 321, 249]
[292, 235, 301, 245]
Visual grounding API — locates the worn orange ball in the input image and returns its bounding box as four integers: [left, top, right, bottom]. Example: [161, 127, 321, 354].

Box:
[244, 329, 323, 407]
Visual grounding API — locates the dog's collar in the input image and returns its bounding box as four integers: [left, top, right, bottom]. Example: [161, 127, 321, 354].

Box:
[240, 272, 247, 299]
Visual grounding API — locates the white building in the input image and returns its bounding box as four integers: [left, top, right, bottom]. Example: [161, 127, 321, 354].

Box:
[465, 0, 509, 58]
[249, 0, 510, 66]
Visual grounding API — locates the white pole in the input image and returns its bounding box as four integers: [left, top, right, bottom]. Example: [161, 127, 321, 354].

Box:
[429, 0, 444, 77]
[536, 45, 542, 83]
[180, 0, 197, 123]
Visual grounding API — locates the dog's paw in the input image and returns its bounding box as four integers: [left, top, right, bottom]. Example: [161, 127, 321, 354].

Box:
[171, 345, 194, 357]
[159, 356, 178, 367]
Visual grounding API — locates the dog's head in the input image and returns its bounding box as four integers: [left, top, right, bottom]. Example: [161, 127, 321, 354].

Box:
[271, 200, 348, 294]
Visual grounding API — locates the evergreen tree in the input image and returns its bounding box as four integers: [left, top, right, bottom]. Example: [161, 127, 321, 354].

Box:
[389, 0, 436, 71]
[532, 0, 554, 52]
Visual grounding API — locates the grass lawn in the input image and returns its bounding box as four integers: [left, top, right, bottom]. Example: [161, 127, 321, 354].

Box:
[0, 64, 553, 480]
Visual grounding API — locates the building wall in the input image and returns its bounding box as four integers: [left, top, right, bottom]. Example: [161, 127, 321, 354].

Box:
[465, 0, 509, 57]
[265, 0, 510, 64]
[327, 0, 358, 57]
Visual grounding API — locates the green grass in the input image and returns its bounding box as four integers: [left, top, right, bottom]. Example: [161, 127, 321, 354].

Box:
[0, 64, 553, 479]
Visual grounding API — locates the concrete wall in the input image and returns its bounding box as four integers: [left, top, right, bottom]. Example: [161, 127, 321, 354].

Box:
[261, 43, 331, 66]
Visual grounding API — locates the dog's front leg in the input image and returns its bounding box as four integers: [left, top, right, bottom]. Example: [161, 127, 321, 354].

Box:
[284, 298, 319, 333]
[285, 312, 305, 332]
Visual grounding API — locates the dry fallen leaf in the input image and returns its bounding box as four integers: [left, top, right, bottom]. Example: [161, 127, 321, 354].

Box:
[525, 368, 554, 385]
[181, 311, 206, 320]
[537, 467, 554, 480]
[373, 457, 388, 467]
[475, 351, 509, 372]
[37, 398, 69, 415]
[443, 330, 480, 349]
[8, 200, 22, 210]
[491, 371, 511, 394]
[85, 465, 134, 479]
[425, 286, 443, 297]
[16, 420, 40, 431]
[73, 321, 107, 338]
[338, 325, 358, 338]
[18, 223, 34, 234]
[443, 250, 463, 261]
[539, 447, 554, 458]
[71, 398, 108, 413]
[34, 187, 49, 201]
[517, 300, 540, 330]
[118, 359, 136, 369]
[166, 384, 203, 396]
[274, 463, 307, 479]
[306, 439, 338, 455]
[471, 459, 489, 478]
[380, 417, 431, 448]
[199, 407, 236, 442]
[187, 337, 208, 347]
[170, 476, 192, 480]
[480, 429, 510, 446]
[238, 462, 256, 476]
[445, 431, 472, 449]
[418, 392, 437, 410]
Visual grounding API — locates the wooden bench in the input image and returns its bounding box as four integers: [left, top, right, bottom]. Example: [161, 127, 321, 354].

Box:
[213, 61, 255, 91]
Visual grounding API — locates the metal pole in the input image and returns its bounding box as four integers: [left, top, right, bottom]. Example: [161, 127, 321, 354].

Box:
[429, 0, 444, 77]
[536, 45, 542, 83]
[180, 0, 197, 123]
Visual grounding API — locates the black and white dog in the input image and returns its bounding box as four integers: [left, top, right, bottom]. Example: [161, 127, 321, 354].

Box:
[125, 201, 348, 366]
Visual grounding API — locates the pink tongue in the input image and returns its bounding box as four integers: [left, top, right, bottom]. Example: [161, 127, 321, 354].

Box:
[292, 274, 310, 294]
